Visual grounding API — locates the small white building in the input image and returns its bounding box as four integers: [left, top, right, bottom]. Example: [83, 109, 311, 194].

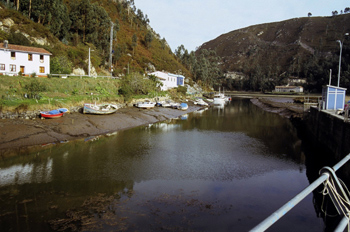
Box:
[149, 71, 185, 91]
[274, 86, 304, 93]
[0, 40, 52, 77]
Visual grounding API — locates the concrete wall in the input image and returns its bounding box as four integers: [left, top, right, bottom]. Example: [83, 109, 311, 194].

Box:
[307, 107, 350, 160]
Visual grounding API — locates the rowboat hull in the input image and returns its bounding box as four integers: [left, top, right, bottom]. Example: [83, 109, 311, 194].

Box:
[137, 102, 156, 109]
[40, 108, 68, 119]
[83, 104, 118, 115]
[40, 111, 64, 119]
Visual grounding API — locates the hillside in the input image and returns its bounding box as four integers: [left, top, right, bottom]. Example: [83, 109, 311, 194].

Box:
[0, 0, 191, 78]
[197, 14, 350, 92]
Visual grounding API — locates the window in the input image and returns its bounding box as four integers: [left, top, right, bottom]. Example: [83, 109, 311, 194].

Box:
[11, 52, 16, 59]
[10, 64, 16, 72]
[20, 66, 25, 73]
[0, 64, 4, 70]
[28, 54, 33, 61]
[40, 55, 44, 62]
[39, 66, 45, 73]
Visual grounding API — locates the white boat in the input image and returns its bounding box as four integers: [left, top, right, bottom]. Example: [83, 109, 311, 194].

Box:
[213, 93, 225, 104]
[213, 88, 228, 104]
[194, 98, 208, 106]
[83, 103, 118, 114]
[137, 101, 156, 109]
[156, 100, 172, 108]
[170, 102, 180, 109]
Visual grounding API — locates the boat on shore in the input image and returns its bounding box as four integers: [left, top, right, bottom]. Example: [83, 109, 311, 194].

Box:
[156, 100, 172, 108]
[194, 98, 209, 106]
[137, 101, 156, 109]
[83, 103, 118, 114]
[40, 108, 69, 119]
[179, 103, 188, 111]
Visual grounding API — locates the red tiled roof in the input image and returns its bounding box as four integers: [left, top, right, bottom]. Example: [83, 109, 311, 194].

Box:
[0, 43, 52, 55]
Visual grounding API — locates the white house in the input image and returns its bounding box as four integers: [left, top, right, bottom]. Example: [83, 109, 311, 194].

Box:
[274, 86, 304, 93]
[149, 71, 185, 91]
[0, 40, 52, 77]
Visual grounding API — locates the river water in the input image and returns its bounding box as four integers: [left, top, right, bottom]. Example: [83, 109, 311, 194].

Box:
[0, 98, 325, 231]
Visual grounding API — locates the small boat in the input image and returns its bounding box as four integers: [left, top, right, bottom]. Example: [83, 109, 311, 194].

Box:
[178, 103, 188, 111]
[137, 101, 156, 109]
[194, 98, 208, 106]
[171, 102, 180, 109]
[83, 103, 118, 114]
[40, 108, 69, 119]
[156, 100, 171, 108]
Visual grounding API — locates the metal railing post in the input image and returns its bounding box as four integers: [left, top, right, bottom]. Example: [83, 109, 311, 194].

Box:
[250, 153, 350, 232]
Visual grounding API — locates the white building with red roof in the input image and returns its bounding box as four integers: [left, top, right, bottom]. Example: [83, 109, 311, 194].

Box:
[0, 40, 52, 77]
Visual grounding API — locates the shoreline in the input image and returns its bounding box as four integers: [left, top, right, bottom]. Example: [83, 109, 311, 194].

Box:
[0, 95, 307, 159]
[0, 104, 203, 159]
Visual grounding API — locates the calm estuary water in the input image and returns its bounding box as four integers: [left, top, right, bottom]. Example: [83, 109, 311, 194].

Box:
[0, 98, 325, 231]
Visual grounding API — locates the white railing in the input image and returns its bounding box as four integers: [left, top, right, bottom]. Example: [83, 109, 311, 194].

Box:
[250, 153, 350, 232]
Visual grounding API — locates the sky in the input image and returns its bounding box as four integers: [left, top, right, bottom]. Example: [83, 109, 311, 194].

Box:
[134, 0, 350, 52]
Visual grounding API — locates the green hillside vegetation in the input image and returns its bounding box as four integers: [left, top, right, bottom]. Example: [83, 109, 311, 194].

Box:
[0, 73, 173, 112]
[0, 0, 196, 111]
[196, 13, 350, 93]
[0, 0, 191, 77]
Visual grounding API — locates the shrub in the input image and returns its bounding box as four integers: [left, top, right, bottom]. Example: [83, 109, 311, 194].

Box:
[177, 86, 187, 95]
[50, 56, 73, 74]
[24, 79, 46, 99]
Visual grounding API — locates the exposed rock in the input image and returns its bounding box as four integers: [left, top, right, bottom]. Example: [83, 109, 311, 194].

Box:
[72, 68, 86, 76]
[2, 18, 14, 28]
[186, 83, 203, 95]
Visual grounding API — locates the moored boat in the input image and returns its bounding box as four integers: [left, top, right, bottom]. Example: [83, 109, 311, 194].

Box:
[83, 103, 118, 114]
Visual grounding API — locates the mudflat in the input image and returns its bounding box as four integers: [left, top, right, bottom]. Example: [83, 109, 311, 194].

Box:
[0, 105, 202, 158]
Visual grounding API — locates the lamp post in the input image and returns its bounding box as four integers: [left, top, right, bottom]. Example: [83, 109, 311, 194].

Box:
[336, 33, 349, 87]
[88, 48, 94, 77]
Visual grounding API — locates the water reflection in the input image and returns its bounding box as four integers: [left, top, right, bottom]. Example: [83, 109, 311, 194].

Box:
[0, 98, 320, 231]
[0, 158, 52, 186]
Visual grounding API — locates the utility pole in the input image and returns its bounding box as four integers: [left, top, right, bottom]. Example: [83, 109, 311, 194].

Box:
[109, 21, 114, 76]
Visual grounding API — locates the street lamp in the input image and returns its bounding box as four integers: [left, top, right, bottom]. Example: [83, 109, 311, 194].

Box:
[88, 47, 94, 77]
[336, 33, 349, 87]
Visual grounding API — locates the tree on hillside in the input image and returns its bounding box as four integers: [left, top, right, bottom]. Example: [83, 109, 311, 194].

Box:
[308, 12, 312, 17]
[144, 30, 153, 48]
[132, 33, 137, 55]
[345, 7, 350, 13]
[19, 0, 71, 40]
[69, 0, 111, 51]
[332, 10, 339, 16]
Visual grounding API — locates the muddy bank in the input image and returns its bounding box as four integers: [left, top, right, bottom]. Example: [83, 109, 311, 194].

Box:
[250, 97, 306, 118]
[0, 104, 202, 158]
[0, 96, 308, 159]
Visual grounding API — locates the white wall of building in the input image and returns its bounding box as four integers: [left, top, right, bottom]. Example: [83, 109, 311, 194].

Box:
[0, 46, 51, 76]
[150, 71, 184, 91]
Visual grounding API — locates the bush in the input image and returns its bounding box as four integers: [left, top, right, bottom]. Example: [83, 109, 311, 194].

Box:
[177, 86, 187, 95]
[24, 79, 46, 99]
[118, 72, 159, 101]
[50, 56, 73, 74]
